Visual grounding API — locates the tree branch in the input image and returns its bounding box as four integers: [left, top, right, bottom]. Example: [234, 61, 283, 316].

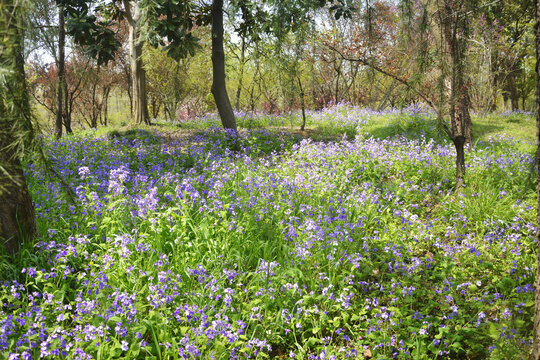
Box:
[323, 42, 436, 111]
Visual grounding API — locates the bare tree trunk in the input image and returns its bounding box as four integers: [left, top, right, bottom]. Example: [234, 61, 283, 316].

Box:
[334, 59, 341, 103]
[298, 76, 306, 131]
[151, 97, 161, 119]
[124, 0, 150, 125]
[103, 87, 110, 126]
[211, 0, 237, 131]
[65, 93, 74, 133]
[63, 80, 72, 134]
[0, 2, 36, 254]
[123, 64, 133, 116]
[63, 59, 71, 134]
[488, 49, 498, 112]
[507, 73, 519, 111]
[532, 0, 540, 357]
[55, 4, 65, 139]
[91, 79, 98, 128]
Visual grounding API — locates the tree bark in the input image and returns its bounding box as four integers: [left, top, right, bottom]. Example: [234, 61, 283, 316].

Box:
[532, 0, 540, 356]
[298, 76, 307, 131]
[124, 0, 150, 125]
[211, 0, 237, 131]
[507, 72, 519, 111]
[440, 0, 473, 187]
[488, 48, 499, 113]
[63, 79, 72, 134]
[0, 1, 37, 254]
[55, 4, 65, 139]
[453, 135, 466, 187]
[103, 87, 110, 126]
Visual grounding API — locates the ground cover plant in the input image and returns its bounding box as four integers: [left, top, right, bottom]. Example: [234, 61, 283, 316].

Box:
[0, 106, 537, 359]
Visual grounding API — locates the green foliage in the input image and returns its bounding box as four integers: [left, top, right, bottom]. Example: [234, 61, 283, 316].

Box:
[60, 1, 121, 65]
[143, 0, 201, 60]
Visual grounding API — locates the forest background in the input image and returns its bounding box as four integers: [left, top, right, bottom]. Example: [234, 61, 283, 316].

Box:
[27, 0, 535, 133]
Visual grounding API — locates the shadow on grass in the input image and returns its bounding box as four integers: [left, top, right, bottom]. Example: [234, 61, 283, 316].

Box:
[472, 122, 504, 140]
[367, 118, 443, 142]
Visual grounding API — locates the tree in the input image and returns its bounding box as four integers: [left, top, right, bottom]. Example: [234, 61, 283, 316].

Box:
[58, 0, 199, 126]
[26, 0, 72, 136]
[438, 0, 473, 187]
[74, 49, 120, 128]
[272, 26, 312, 129]
[55, 1, 66, 138]
[144, 44, 188, 120]
[28, 57, 89, 132]
[122, 0, 150, 125]
[532, 0, 540, 357]
[211, 0, 237, 130]
[0, 0, 36, 254]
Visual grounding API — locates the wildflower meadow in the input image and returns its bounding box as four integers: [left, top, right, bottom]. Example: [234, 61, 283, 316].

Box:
[1, 105, 537, 359]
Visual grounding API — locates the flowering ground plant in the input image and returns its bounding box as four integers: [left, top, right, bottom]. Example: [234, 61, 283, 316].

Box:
[1, 107, 536, 359]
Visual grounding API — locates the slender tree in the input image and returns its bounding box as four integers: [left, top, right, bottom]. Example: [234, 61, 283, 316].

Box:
[438, 0, 473, 187]
[532, 0, 540, 356]
[55, 1, 66, 138]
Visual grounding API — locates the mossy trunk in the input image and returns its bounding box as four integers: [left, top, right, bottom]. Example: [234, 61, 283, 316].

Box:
[0, 1, 37, 254]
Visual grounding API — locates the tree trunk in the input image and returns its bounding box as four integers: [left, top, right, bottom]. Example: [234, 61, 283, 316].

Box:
[0, 1, 36, 254]
[123, 65, 133, 116]
[298, 76, 306, 131]
[489, 49, 498, 112]
[91, 79, 98, 128]
[507, 73, 519, 111]
[441, 0, 473, 186]
[65, 93, 74, 134]
[211, 0, 237, 131]
[103, 87, 110, 126]
[334, 59, 342, 103]
[532, 0, 540, 356]
[124, 0, 150, 125]
[453, 135, 466, 187]
[63, 78, 72, 134]
[55, 4, 65, 139]
[0, 149, 35, 255]
[63, 56, 71, 134]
